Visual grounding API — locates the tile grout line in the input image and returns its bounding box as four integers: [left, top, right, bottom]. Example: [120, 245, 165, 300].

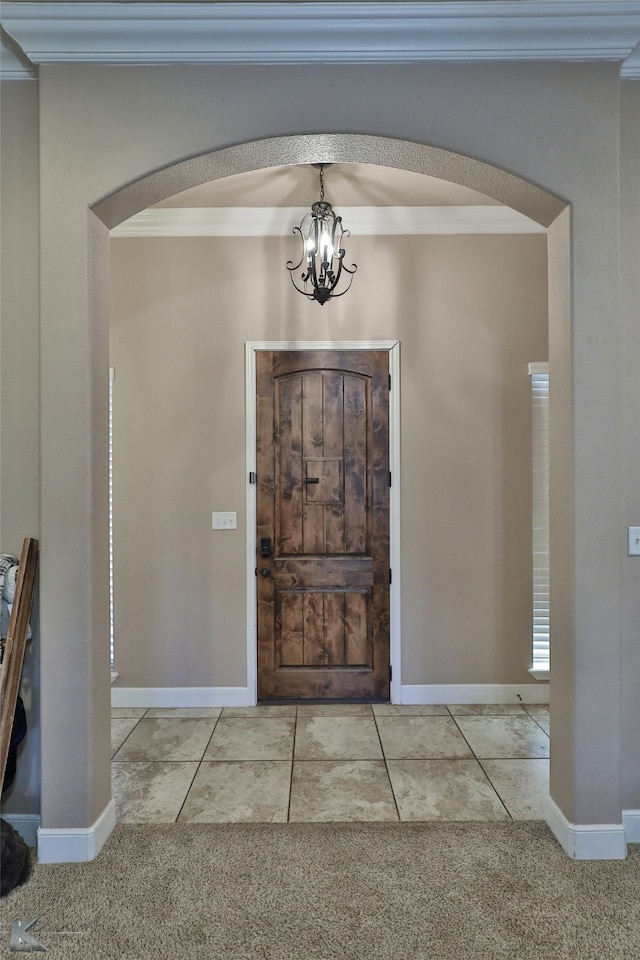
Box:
[111, 713, 146, 760]
[475, 758, 514, 822]
[174, 760, 206, 824]
[174, 712, 222, 823]
[286, 707, 298, 822]
[372, 707, 402, 822]
[530, 716, 550, 736]
[448, 714, 514, 821]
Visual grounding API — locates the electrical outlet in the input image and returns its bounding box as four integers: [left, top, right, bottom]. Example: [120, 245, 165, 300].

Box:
[212, 512, 237, 530]
[628, 527, 640, 556]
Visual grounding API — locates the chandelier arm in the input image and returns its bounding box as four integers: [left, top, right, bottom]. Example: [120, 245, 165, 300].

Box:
[287, 270, 315, 300]
[286, 226, 306, 274]
[319, 269, 356, 299]
[286, 228, 316, 298]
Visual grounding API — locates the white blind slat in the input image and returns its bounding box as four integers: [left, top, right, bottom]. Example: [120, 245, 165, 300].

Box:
[531, 367, 549, 669]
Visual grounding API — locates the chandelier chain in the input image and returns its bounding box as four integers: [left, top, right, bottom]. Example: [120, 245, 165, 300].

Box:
[319, 165, 325, 202]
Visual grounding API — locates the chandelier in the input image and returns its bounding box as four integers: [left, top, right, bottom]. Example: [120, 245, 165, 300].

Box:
[286, 164, 357, 305]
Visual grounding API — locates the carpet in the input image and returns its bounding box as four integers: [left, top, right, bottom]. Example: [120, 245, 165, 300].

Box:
[1, 821, 639, 959]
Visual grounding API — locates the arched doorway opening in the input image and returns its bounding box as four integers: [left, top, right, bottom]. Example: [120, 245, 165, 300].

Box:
[87, 132, 570, 853]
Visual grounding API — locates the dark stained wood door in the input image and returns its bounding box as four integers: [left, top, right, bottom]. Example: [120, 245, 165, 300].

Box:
[256, 350, 390, 701]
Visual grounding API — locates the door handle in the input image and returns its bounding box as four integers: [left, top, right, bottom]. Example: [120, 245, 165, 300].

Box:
[261, 568, 272, 578]
[304, 477, 320, 484]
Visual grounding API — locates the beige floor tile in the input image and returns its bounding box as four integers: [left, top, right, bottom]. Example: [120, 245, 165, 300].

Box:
[111, 718, 140, 757]
[387, 759, 510, 822]
[204, 718, 295, 761]
[480, 759, 550, 820]
[111, 707, 147, 718]
[376, 716, 473, 760]
[294, 716, 383, 761]
[112, 718, 216, 761]
[524, 705, 550, 733]
[222, 705, 297, 718]
[372, 704, 449, 717]
[453, 716, 550, 759]
[289, 761, 398, 822]
[145, 707, 222, 719]
[178, 761, 291, 823]
[112, 761, 198, 823]
[523, 704, 550, 718]
[297, 703, 373, 717]
[532, 717, 550, 735]
[447, 704, 528, 716]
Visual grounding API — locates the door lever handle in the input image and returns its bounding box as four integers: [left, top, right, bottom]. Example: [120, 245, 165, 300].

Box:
[304, 477, 320, 484]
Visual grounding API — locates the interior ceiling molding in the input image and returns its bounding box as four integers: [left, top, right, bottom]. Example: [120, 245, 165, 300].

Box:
[110, 205, 546, 238]
[0, 28, 36, 79]
[1, 2, 640, 74]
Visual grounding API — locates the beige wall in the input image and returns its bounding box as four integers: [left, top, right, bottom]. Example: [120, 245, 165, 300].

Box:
[1, 58, 633, 836]
[0, 81, 40, 548]
[0, 80, 41, 817]
[620, 79, 640, 812]
[110, 232, 548, 688]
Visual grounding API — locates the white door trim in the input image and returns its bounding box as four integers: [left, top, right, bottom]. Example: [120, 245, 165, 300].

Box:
[245, 340, 401, 704]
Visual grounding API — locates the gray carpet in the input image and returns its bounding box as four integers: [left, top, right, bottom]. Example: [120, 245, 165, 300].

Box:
[1, 821, 639, 959]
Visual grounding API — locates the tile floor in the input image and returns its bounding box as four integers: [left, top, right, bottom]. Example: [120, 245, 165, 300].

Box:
[111, 703, 550, 825]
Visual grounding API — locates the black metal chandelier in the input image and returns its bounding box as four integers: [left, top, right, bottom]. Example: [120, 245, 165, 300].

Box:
[286, 164, 357, 305]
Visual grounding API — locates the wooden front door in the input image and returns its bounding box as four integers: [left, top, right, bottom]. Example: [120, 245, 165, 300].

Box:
[256, 350, 390, 701]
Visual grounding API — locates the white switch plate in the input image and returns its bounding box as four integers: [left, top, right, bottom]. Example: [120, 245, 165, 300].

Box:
[212, 512, 237, 530]
[628, 526, 640, 556]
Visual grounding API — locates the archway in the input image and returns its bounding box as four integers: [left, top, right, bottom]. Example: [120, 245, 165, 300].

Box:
[93, 134, 566, 229]
[86, 132, 570, 857]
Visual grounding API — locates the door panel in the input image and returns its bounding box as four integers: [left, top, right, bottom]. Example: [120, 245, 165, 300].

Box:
[257, 350, 390, 701]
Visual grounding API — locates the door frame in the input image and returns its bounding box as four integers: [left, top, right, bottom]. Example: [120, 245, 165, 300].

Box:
[245, 340, 401, 704]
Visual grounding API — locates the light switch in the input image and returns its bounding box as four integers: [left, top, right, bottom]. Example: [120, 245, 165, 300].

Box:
[212, 512, 237, 530]
[628, 527, 640, 556]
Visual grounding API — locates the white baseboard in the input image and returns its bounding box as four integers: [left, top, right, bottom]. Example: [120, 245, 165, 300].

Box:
[400, 683, 549, 705]
[37, 798, 116, 864]
[623, 809, 640, 843]
[544, 795, 627, 860]
[111, 686, 254, 708]
[1, 813, 40, 849]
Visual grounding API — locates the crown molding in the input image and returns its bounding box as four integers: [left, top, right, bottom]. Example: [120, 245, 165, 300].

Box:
[621, 38, 640, 75]
[110, 205, 546, 238]
[1, 2, 640, 70]
[0, 31, 37, 79]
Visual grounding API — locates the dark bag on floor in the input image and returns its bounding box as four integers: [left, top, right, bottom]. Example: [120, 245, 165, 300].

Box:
[0, 818, 30, 897]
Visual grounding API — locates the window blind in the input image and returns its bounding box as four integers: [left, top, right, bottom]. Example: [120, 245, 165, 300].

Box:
[530, 363, 549, 672]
